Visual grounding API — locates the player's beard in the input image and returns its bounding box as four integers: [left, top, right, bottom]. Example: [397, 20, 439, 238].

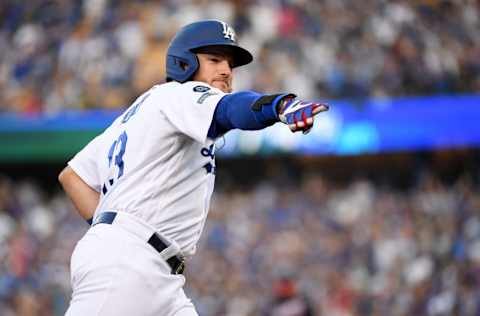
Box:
[210, 76, 232, 93]
[211, 78, 232, 93]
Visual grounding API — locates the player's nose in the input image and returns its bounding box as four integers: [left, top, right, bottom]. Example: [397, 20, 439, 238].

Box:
[218, 60, 232, 76]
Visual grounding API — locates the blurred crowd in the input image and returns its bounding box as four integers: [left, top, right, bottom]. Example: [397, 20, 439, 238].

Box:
[0, 164, 479, 315]
[0, 0, 479, 113]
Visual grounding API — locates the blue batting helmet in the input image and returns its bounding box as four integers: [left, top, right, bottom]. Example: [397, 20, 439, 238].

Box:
[166, 20, 253, 82]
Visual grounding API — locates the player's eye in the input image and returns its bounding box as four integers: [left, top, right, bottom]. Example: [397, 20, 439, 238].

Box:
[207, 55, 232, 68]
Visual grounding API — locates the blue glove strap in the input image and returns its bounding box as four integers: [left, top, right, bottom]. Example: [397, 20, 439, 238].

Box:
[252, 93, 296, 123]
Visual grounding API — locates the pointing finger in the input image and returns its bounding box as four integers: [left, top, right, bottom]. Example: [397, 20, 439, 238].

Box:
[312, 104, 329, 115]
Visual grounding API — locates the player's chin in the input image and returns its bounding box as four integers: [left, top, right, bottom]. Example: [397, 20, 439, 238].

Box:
[211, 81, 232, 93]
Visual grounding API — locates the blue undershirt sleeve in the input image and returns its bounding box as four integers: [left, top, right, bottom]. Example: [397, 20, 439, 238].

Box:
[207, 91, 288, 138]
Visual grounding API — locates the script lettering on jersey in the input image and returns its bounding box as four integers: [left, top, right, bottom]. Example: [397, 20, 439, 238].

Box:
[220, 21, 236, 42]
[201, 143, 215, 159]
[201, 144, 216, 174]
[122, 92, 150, 123]
[203, 162, 216, 175]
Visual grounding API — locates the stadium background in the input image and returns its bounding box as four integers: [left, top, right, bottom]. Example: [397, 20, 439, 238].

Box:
[0, 0, 479, 315]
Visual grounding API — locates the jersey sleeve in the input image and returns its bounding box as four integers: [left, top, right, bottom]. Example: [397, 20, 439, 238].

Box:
[159, 81, 226, 143]
[68, 134, 103, 192]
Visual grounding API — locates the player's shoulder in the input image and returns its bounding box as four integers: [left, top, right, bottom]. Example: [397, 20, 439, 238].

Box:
[148, 81, 225, 109]
[140, 82, 177, 103]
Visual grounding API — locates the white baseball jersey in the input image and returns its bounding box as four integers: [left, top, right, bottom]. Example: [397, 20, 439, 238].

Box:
[68, 81, 226, 257]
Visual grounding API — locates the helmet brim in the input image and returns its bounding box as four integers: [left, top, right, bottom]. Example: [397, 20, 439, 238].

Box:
[191, 44, 253, 68]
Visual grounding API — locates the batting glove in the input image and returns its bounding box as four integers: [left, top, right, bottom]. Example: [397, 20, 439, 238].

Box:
[278, 98, 329, 134]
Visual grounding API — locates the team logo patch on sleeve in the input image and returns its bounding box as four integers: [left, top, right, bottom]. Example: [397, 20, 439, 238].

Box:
[193, 85, 211, 93]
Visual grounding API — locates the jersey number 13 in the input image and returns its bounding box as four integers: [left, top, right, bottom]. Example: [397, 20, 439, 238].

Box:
[102, 131, 128, 195]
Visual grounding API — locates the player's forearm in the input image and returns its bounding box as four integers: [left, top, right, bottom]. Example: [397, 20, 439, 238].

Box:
[207, 91, 295, 137]
[58, 166, 99, 222]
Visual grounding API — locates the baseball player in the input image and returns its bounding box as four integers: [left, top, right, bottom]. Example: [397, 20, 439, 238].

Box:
[59, 20, 328, 316]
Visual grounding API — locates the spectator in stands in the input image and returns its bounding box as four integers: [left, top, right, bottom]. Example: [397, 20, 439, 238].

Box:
[0, 0, 479, 112]
[262, 268, 316, 316]
[1, 167, 480, 315]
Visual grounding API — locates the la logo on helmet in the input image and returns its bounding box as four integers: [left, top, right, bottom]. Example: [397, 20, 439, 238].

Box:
[220, 21, 236, 42]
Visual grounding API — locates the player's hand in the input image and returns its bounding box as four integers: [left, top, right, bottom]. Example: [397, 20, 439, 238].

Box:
[278, 99, 329, 134]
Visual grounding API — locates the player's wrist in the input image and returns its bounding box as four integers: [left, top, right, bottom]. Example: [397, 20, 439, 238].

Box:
[275, 95, 296, 117]
[250, 93, 296, 124]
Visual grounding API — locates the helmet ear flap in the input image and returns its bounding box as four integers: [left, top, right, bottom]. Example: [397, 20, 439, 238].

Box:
[178, 60, 189, 71]
[166, 51, 199, 83]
